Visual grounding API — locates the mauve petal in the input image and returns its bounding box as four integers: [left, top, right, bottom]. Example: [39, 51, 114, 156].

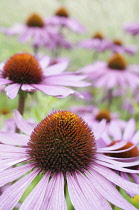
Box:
[66, 18, 86, 33]
[93, 164, 139, 195]
[123, 119, 136, 140]
[43, 61, 69, 76]
[75, 172, 112, 210]
[39, 56, 50, 69]
[0, 78, 13, 85]
[0, 144, 27, 158]
[97, 139, 128, 151]
[0, 158, 27, 172]
[51, 173, 67, 210]
[108, 121, 122, 139]
[93, 120, 106, 140]
[44, 75, 90, 87]
[121, 172, 134, 197]
[86, 169, 137, 210]
[95, 158, 139, 173]
[21, 84, 36, 92]
[132, 130, 139, 144]
[131, 174, 139, 184]
[19, 173, 49, 210]
[0, 170, 38, 210]
[0, 132, 29, 146]
[40, 174, 64, 210]
[0, 164, 32, 187]
[14, 110, 33, 135]
[32, 84, 82, 98]
[67, 173, 93, 210]
[5, 83, 21, 99]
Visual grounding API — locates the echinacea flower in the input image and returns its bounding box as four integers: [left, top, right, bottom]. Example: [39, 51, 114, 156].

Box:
[0, 110, 139, 209]
[77, 32, 111, 52]
[124, 22, 139, 36]
[70, 105, 126, 137]
[97, 119, 139, 197]
[109, 39, 137, 56]
[80, 53, 139, 91]
[47, 7, 86, 34]
[0, 53, 90, 99]
[0, 13, 61, 51]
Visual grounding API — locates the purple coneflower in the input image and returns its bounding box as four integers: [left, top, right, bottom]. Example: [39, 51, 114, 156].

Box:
[97, 119, 139, 197]
[70, 105, 126, 138]
[78, 32, 111, 52]
[80, 53, 139, 91]
[0, 110, 139, 209]
[0, 13, 61, 53]
[0, 53, 89, 100]
[109, 39, 137, 56]
[47, 7, 86, 34]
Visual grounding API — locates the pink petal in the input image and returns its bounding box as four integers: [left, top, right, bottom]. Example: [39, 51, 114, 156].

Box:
[32, 84, 82, 98]
[132, 130, 139, 144]
[0, 144, 27, 158]
[0, 164, 32, 187]
[0, 132, 29, 146]
[0, 158, 27, 172]
[86, 169, 137, 210]
[0, 78, 13, 85]
[43, 61, 69, 76]
[5, 83, 21, 99]
[14, 110, 33, 135]
[67, 173, 93, 210]
[75, 172, 112, 209]
[21, 84, 36, 92]
[0, 170, 38, 210]
[19, 173, 49, 210]
[93, 163, 139, 195]
[123, 119, 136, 140]
[39, 56, 50, 69]
[93, 120, 106, 139]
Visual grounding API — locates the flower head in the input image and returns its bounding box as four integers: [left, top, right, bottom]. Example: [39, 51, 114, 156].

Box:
[77, 32, 111, 52]
[80, 53, 139, 91]
[0, 110, 138, 209]
[0, 53, 90, 99]
[0, 13, 61, 50]
[109, 39, 137, 56]
[47, 7, 86, 33]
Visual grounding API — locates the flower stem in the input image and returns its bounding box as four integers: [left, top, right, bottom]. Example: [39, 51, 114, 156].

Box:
[16, 91, 26, 133]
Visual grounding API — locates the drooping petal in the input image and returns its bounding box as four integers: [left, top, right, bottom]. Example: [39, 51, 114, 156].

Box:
[0, 78, 13, 85]
[19, 173, 49, 210]
[0, 132, 29, 146]
[0, 158, 27, 172]
[5, 83, 21, 99]
[43, 61, 69, 76]
[0, 164, 33, 187]
[0, 170, 38, 210]
[123, 119, 136, 140]
[32, 84, 83, 98]
[86, 169, 137, 210]
[93, 164, 139, 195]
[40, 173, 67, 210]
[14, 110, 33, 135]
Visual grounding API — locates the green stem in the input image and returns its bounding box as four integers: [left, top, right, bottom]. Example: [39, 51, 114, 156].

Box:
[16, 91, 26, 133]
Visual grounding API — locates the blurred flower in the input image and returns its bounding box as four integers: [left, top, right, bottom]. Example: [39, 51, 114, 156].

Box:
[98, 119, 139, 197]
[0, 53, 90, 99]
[47, 7, 86, 33]
[80, 53, 139, 92]
[109, 39, 137, 56]
[77, 32, 111, 52]
[0, 13, 62, 51]
[0, 110, 138, 209]
[124, 22, 139, 36]
[70, 105, 126, 137]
